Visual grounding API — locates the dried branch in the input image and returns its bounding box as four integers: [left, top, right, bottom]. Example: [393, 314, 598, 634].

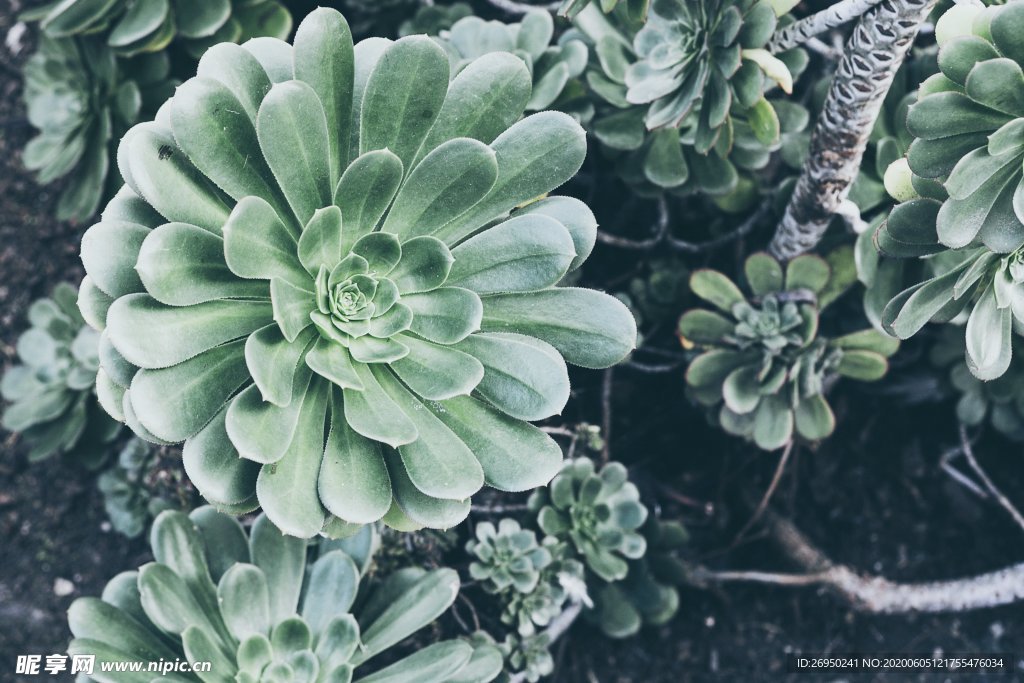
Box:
[769, 0, 935, 260]
[732, 440, 794, 543]
[484, 0, 560, 14]
[958, 425, 1024, 533]
[689, 511, 1024, 613]
[767, 0, 885, 53]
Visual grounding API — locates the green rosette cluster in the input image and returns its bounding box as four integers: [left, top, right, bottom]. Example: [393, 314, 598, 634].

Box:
[22, 36, 174, 221]
[28, 0, 292, 58]
[877, 3, 1024, 380]
[437, 11, 591, 121]
[399, 3, 474, 38]
[574, 2, 807, 197]
[467, 519, 552, 595]
[1, 283, 120, 468]
[499, 546, 584, 637]
[68, 507, 503, 683]
[679, 253, 899, 450]
[528, 459, 647, 583]
[96, 437, 171, 538]
[78, 8, 637, 537]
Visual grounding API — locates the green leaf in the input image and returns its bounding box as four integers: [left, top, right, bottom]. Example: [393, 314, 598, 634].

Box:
[357, 641, 473, 683]
[271, 277, 316, 343]
[302, 551, 359, 634]
[176, 0, 230, 38]
[359, 36, 450, 169]
[447, 214, 576, 294]
[244, 37, 295, 83]
[744, 252, 783, 296]
[226, 369, 310, 465]
[182, 407, 259, 506]
[722, 365, 762, 415]
[137, 222, 266, 306]
[752, 395, 792, 450]
[516, 196, 597, 272]
[404, 287, 483, 344]
[81, 220, 149, 299]
[119, 123, 232, 233]
[747, 97, 781, 146]
[454, 332, 568, 420]
[375, 367, 484, 500]
[386, 237, 453, 294]
[256, 379, 330, 538]
[257, 80, 333, 227]
[690, 270, 745, 312]
[382, 138, 498, 241]
[130, 339, 250, 442]
[390, 334, 484, 401]
[305, 340, 364, 390]
[343, 362, 418, 447]
[418, 52, 531, 157]
[298, 206, 344, 275]
[188, 506, 250, 582]
[785, 255, 830, 293]
[245, 325, 314, 406]
[334, 150, 404, 255]
[793, 394, 835, 440]
[435, 112, 588, 245]
[678, 309, 734, 344]
[67, 598, 178, 662]
[432, 394, 563, 492]
[217, 564, 271, 641]
[356, 568, 461, 663]
[835, 349, 890, 381]
[294, 8, 355, 183]
[42, 0, 120, 37]
[349, 336, 409, 364]
[319, 394, 392, 524]
[78, 276, 113, 330]
[223, 196, 307, 284]
[136, 563, 219, 638]
[106, 294, 271, 369]
[170, 76, 292, 226]
[249, 513, 307, 623]
[480, 288, 636, 369]
[196, 43, 273, 122]
[351, 231, 402, 274]
[966, 285, 1013, 380]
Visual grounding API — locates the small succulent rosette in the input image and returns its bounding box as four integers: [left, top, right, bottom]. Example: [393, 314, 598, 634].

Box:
[437, 11, 591, 121]
[68, 507, 503, 683]
[78, 7, 637, 537]
[27, 0, 292, 59]
[1, 283, 120, 468]
[528, 458, 648, 583]
[679, 252, 900, 450]
[876, 3, 1024, 380]
[572, 1, 808, 197]
[467, 518, 553, 595]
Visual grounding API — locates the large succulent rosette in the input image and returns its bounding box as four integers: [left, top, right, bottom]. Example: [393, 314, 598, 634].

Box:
[78, 8, 637, 537]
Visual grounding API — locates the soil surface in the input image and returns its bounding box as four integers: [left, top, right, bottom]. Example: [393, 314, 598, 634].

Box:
[2, 2, 1023, 683]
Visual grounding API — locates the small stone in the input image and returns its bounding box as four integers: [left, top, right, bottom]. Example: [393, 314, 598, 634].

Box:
[53, 578, 75, 597]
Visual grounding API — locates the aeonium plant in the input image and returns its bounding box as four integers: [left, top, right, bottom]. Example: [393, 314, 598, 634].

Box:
[876, 2, 1024, 380]
[69, 507, 503, 683]
[78, 8, 637, 538]
[679, 252, 900, 450]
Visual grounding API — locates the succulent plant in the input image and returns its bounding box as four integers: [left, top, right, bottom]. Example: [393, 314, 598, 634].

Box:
[591, 518, 686, 638]
[399, 2, 474, 38]
[27, 0, 292, 58]
[468, 519, 552, 594]
[931, 326, 1024, 440]
[1, 283, 120, 468]
[22, 35, 174, 221]
[574, 5, 808, 196]
[78, 7, 637, 537]
[438, 11, 591, 120]
[528, 458, 647, 583]
[96, 438, 173, 538]
[679, 252, 900, 450]
[506, 549, 586, 637]
[875, 3, 1024, 380]
[341, 0, 422, 38]
[69, 506, 503, 683]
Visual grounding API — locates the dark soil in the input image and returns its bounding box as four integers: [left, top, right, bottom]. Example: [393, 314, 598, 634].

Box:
[2, 2, 1024, 683]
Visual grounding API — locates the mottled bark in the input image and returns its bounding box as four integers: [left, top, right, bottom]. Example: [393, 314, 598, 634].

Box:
[767, 0, 884, 53]
[768, 0, 935, 260]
